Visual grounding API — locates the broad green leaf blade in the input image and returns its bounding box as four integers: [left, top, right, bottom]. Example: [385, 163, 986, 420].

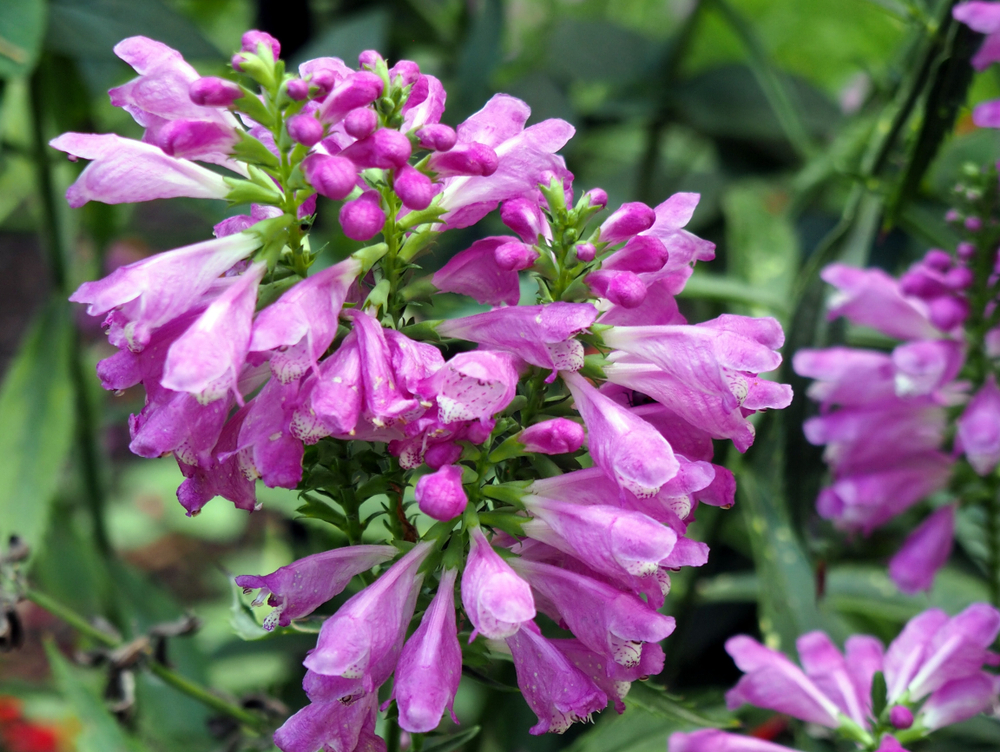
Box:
[45, 640, 149, 752]
[421, 725, 482, 752]
[0, 299, 74, 557]
[0, 0, 46, 79]
[623, 682, 734, 729]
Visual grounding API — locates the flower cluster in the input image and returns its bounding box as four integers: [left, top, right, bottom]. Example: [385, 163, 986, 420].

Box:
[793, 165, 1000, 593]
[669, 603, 1000, 752]
[61, 31, 792, 749]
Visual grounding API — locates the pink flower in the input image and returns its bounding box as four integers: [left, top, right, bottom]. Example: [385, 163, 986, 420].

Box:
[437, 303, 598, 375]
[553, 638, 663, 713]
[249, 258, 361, 383]
[562, 371, 679, 498]
[176, 404, 257, 515]
[303, 543, 432, 691]
[957, 375, 1000, 475]
[274, 690, 381, 752]
[504, 624, 607, 734]
[954, 2, 1000, 70]
[236, 545, 397, 630]
[236, 377, 307, 489]
[888, 505, 956, 594]
[670, 731, 800, 752]
[415, 465, 468, 520]
[519, 418, 585, 455]
[461, 527, 535, 639]
[393, 569, 462, 732]
[821, 264, 941, 340]
[349, 310, 422, 426]
[416, 350, 519, 424]
[51, 133, 231, 207]
[432, 237, 523, 306]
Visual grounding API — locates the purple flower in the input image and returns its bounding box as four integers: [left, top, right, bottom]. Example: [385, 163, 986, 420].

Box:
[416, 124, 457, 152]
[954, 2, 1000, 70]
[394, 165, 434, 210]
[303, 543, 432, 691]
[821, 264, 940, 340]
[176, 404, 257, 515]
[340, 128, 413, 169]
[504, 624, 608, 734]
[340, 191, 387, 241]
[189, 76, 242, 107]
[494, 240, 539, 271]
[599, 202, 655, 244]
[302, 154, 359, 201]
[437, 303, 598, 376]
[562, 371, 679, 498]
[553, 638, 663, 713]
[957, 375, 1000, 475]
[601, 235, 670, 274]
[160, 262, 266, 402]
[415, 465, 468, 521]
[639, 192, 716, 274]
[344, 107, 378, 139]
[287, 113, 325, 146]
[519, 418, 585, 455]
[236, 377, 307, 489]
[292, 332, 363, 440]
[317, 72, 385, 124]
[512, 559, 675, 668]
[437, 95, 575, 229]
[249, 258, 361, 383]
[428, 143, 499, 177]
[51, 133, 231, 207]
[670, 731, 801, 752]
[416, 350, 519, 424]
[888, 504, 956, 594]
[461, 527, 535, 639]
[349, 310, 422, 426]
[274, 690, 381, 752]
[501, 197, 549, 242]
[587, 270, 647, 308]
[920, 672, 999, 729]
[236, 545, 397, 630]
[402, 75, 447, 132]
[393, 569, 462, 732]
[241, 29, 280, 58]
[432, 237, 523, 307]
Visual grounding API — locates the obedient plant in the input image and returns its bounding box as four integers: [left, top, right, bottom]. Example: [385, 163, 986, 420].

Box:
[61, 31, 794, 748]
[794, 159, 1000, 596]
[670, 603, 1000, 752]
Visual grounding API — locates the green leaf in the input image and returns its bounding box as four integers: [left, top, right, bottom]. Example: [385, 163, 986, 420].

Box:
[679, 272, 789, 316]
[297, 495, 348, 529]
[45, 640, 148, 752]
[623, 682, 735, 729]
[0, 0, 46, 78]
[421, 725, 482, 752]
[46, 0, 219, 61]
[0, 299, 75, 559]
[228, 577, 272, 641]
[871, 671, 888, 719]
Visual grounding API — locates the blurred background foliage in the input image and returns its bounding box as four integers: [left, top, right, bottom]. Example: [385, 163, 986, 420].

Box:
[1, 0, 999, 750]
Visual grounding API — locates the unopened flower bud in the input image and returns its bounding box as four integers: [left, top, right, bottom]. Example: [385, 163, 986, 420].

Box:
[344, 107, 378, 139]
[424, 442, 462, 470]
[394, 165, 434, 211]
[957, 241, 976, 261]
[285, 79, 309, 101]
[945, 209, 961, 223]
[945, 266, 974, 289]
[500, 198, 545, 242]
[302, 154, 358, 200]
[965, 216, 983, 231]
[286, 113, 324, 147]
[241, 30, 281, 60]
[318, 72, 384, 124]
[189, 76, 242, 107]
[416, 124, 457, 152]
[340, 128, 412, 169]
[924, 250, 952, 271]
[585, 188, 608, 209]
[520, 418, 585, 455]
[157, 120, 238, 159]
[588, 269, 647, 308]
[358, 49, 384, 70]
[929, 296, 969, 330]
[415, 465, 468, 521]
[427, 142, 498, 177]
[575, 242, 596, 262]
[600, 202, 655, 244]
[889, 706, 913, 730]
[603, 235, 669, 274]
[389, 60, 421, 87]
[340, 191, 386, 241]
[494, 241, 538, 271]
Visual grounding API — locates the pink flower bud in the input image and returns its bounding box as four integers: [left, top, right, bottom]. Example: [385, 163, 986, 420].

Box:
[286, 113, 324, 147]
[427, 142, 498, 177]
[966, 216, 983, 231]
[285, 79, 309, 101]
[416, 124, 457, 152]
[415, 465, 468, 520]
[602, 235, 669, 273]
[587, 270, 646, 308]
[585, 188, 608, 209]
[889, 706, 913, 730]
[500, 198, 545, 242]
[189, 76, 242, 107]
[945, 209, 961, 223]
[424, 442, 462, 470]
[156, 120, 237, 160]
[344, 107, 378, 139]
[600, 202, 655, 244]
[302, 154, 358, 200]
[928, 295, 969, 330]
[394, 165, 434, 210]
[339, 191, 386, 241]
[957, 241, 976, 260]
[339, 128, 412, 169]
[494, 241, 538, 271]
[945, 266, 974, 289]
[575, 242, 596, 262]
[318, 72, 384, 124]
[520, 418, 585, 455]
[390, 60, 421, 87]
[308, 69, 338, 98]
[241, 30, 281, 59]
[358, 50, 384, 69]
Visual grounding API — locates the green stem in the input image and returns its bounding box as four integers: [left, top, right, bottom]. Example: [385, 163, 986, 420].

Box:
[29, 64, 112, 559]
[987, 487, 1000, 607]
[27, 589, 266, 732]
[386, 715, 401, 752]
